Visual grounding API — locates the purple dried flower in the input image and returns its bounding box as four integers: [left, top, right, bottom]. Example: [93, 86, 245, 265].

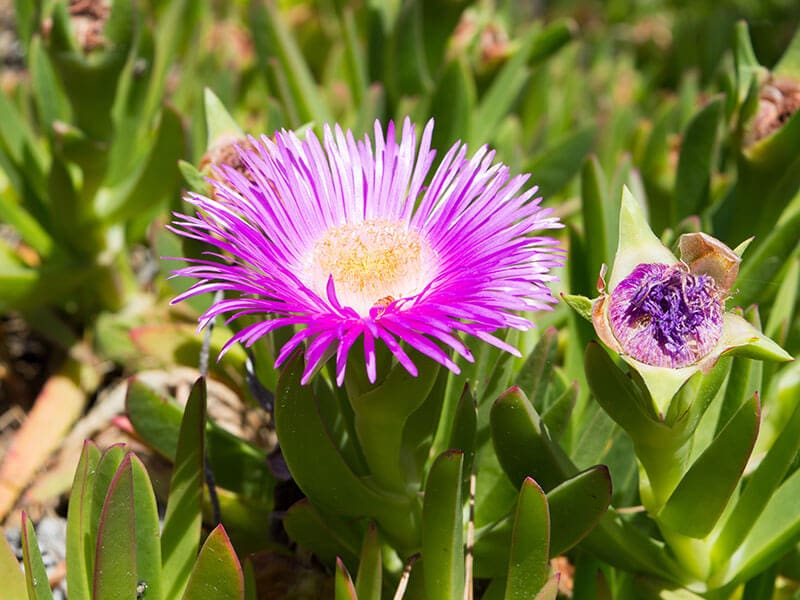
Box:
[170, 118, 563, 384]
[607, 263, 724, 368]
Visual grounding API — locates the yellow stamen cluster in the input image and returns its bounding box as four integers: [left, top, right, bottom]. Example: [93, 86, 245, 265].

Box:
[307, 219, 432, 315]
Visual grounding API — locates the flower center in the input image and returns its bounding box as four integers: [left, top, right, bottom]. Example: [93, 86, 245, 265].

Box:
[608, 264, 724, 368]
[306, 219, 433, 315]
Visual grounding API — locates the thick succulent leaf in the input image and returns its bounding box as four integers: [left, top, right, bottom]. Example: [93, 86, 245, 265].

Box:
[355, 524, 382, 600]
[764, 257, 799, 345]
[541, 382, 577, 442]
[471, 19, 574, 147]
[713, 393, 800, 565]
[346, 348, 440, 494]
[658, 395, 760, 538]
[335, 558, 359, 600]
[125, 379, 273, 503]
[673, 98, 723, 222]
[534, 575, 561, 600]
[248, 0, 332, 128]
[735, 207, 800, 307]
[283, 500, 360, 569]
[490, 386, 575, 492]
[515, 327, 559, 413]
[429, 56, 476, 152]
[22, 512, 53, 600]
[580, 155, 611, 285]
[161, 378, 206, 600]
[181, 526, 244, 600]
[422, 450, 465, 600]
[527, 125, 597, 198]
[66, 440, 101, 599]
[93, 457, 137, 600]
[505, 478, 550, 599]
[129, 454, 163, 600]
[0, 533, 26, 599]
[584, 342, 667, 441]
[275, 350, 409, 518]
[90, 445, 129, 566]
[548, 466, 612, 555]
[721, 465, 800, 586]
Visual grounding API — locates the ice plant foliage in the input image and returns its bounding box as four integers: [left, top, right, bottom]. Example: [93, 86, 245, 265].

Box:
[170, 119, 563, 384]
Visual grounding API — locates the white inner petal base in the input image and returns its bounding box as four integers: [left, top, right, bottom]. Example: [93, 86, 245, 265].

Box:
[305, 219, 434, 316]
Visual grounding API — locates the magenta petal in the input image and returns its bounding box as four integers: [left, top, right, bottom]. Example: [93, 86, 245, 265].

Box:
[169, 118, 563, 385]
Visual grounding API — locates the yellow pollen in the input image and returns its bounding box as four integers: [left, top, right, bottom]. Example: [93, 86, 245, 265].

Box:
[307, 219, 432, 315]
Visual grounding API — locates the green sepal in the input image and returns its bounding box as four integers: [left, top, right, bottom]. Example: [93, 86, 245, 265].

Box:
[422, 450, 465, 600]
[715, 313, 793, 364]
[181, 526, 244, 600]
[609, 186, 676, 291]
[161, 378, 206, 600]
[658, 394, 760, 538]
[490, 386, 575, 492]
[773, 23, 800, 78]
[204, 88, 244, 151]
[355, 524, 382, 600]
[335, 558, 359, 600]
[21, 512, 54, 600]
[505, 478, 550, 599]
[92, 456, 138, 600]
[178, 160, 212, 195]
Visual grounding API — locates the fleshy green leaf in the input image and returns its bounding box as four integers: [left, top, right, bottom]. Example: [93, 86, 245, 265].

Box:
[515, 327, 559, 413]
[0, 534, 26, 600]
[283, 500, 360, 569]
[581, 155, 611, 285]
[22, 512, 54, 600]
[335, 558, 359, 600]
[355, 524, 382, 600]
[658, 394, 760, 538]
[713, 392, 800, 566]
[129, 454, 163, 600]
[125, 379, 273, 503]
[93, 456, 137, 600]
[490, 387, 574, 492]
[526, 125, 597, 198]
[181, 526, 244, 600]
[422, 450, 465, 600]
[726, 465, 800, 586]
[548, 466, 612, 555]
[505, 478, 550, 599]
[275, 350, 410, 518]
[673, 98, 723, 221]
[161, 378, 206, 599]
[66, 440, 101, 599]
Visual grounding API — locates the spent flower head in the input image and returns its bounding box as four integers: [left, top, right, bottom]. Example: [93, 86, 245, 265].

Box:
[169, 118, 564, 385]
[572, 188, 791, 413]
